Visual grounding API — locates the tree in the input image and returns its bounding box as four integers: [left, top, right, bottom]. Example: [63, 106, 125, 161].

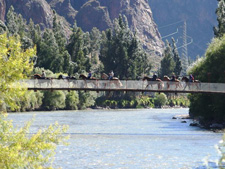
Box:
[0, 33, 35, 111]
[37, 29, 63, 72]
[0, 33, 68, 168]
[188, 35, 225, 125]
[6, 6, 19, 36]
[171, 37, 182, 76]
[214, 0, 225, 37]
[65, 91, 79, 110]
[67, 23, 91, 73]
[100, 15, 151, 79]
[42, 91, 66, 110]
[159, 40, 175, 77]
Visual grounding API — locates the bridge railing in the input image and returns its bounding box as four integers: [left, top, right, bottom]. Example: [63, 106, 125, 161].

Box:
[16, 79, 225, 94]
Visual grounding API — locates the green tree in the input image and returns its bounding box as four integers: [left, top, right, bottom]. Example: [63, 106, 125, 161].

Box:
[42, 91, 66, 110]
[171, 37, 182, 76]
[0, 33, 35, 111]
[188, 35, 225, 124]
[37, 29, 63, 72]
[65, 91, 79, 110]
[6, 6, 19, 36]
[67, 23, 91, 73]
[154, 93, 168, 108]
[78, 91, 97, 109]
[159, 40, 175, 77]
[214, 0, 225, 37]
[0, 33, 68, 168]
[100, 15, 151, 79]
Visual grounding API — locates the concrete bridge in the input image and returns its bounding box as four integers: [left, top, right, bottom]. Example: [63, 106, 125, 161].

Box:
[14, 79, 225, 94]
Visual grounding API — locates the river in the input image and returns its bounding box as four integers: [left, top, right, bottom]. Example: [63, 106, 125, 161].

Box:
[8, 108, 223, 169]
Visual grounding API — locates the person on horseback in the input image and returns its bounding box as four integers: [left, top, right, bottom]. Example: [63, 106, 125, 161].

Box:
[152, 73, 157, 81]
[41, 70, 46, 79]
[189, 74, 194, 82]
[108, 70, 114, 80]
[87, 70, 92, 79]
[170, 73, 175, 81]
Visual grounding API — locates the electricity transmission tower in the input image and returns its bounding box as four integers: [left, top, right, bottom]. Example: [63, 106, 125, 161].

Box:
[181, 21, 189, 76]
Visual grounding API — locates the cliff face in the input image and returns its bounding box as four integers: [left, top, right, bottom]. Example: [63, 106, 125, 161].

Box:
[0, 0, 164, 57]
[148, 0, 218, 59]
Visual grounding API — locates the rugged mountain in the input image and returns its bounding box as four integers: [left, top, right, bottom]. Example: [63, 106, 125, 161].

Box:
[0, 0, 164, 59]
[148, 0, 218, 60]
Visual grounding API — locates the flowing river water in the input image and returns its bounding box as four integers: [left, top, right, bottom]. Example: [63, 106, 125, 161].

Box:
[8, 108, 223, 169]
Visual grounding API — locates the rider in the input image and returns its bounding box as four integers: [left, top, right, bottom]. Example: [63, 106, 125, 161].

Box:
[189, 74, 194, 82]
[108, 70, 114, 80]
[41, 70, 46, 79]
[87, 70, 92, 79]
[170, 73, 175, 81]
[152, 73, 157, 81]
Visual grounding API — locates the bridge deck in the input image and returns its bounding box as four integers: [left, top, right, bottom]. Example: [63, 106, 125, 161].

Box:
[13, 79, 225, 94]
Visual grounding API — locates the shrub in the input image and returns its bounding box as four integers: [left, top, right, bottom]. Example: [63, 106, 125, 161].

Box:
[154, 93, 167, 108]
[0, 114, 69, 168]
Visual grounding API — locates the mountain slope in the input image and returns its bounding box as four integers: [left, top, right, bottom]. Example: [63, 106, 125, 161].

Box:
[0, 0, 164, 60]
[148, 0, 218, 60]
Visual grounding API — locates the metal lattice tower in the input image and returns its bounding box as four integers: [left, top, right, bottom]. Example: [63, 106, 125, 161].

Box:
[181, 21, 189, 76]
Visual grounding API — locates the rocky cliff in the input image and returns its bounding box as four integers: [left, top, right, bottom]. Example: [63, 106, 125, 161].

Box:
[0, 0, 164, 58]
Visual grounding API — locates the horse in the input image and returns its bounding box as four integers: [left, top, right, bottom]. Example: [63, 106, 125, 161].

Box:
[58, 74, 77, 87]
[142, 76, 164, 89]
[181, 76, 201, 90]
[101, 73, 123, 88]
[32, 74, 52, 87]
[79, 74, 99, 87]
[162, 76, 182, 89]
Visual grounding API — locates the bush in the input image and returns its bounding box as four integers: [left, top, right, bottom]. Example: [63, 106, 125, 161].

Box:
[43, 91, 66, 110]
[154, 93, 167, 108]
[65, 91, 79, 110]
[0, 114, 69, 168]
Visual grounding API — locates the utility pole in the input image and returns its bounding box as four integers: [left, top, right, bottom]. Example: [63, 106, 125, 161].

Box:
[181, 21, 189, 76]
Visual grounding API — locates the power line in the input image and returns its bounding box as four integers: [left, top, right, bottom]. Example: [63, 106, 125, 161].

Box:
[158, 20, 184, 29]
[161, 28, 179, 39]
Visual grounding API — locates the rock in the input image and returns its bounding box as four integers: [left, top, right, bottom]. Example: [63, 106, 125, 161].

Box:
[1, 0, 164, 61]
[190, 122, 198, 126]
[181, 120, 187, 123]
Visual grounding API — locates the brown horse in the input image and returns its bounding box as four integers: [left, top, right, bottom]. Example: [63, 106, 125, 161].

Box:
[163, 76, 182, 89]
[101, 73, 123, 88]
[142, 76, 164, 89]
[181, 76, 201, 89]
[79, 74, 98, 87]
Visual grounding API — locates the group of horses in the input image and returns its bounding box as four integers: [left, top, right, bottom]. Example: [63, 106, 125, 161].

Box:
[142, 75, 200, 90]
[32, 73, 123, 88]
[32, 73, 200, 90]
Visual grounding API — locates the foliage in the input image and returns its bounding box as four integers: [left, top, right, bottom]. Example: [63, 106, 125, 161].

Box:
[188, 35, 225, 125]
[78, 91, 97, 109]
[171, 38, 182, 76]
[16, 91, 44, 112]
[159, 40, 175, 77]
[0, 33, 35, 111]
[214, 0, 225, 37]
[67, 23, 91, 74]
[0, 33, 69, 168]
[95, 95, 154, 109]
[100, 15, 151, 79]
[0, 114, 69, 169]
[42, 91, 66, 110]
[65, 91, 79, 110]
[154, 93, 167, 108]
